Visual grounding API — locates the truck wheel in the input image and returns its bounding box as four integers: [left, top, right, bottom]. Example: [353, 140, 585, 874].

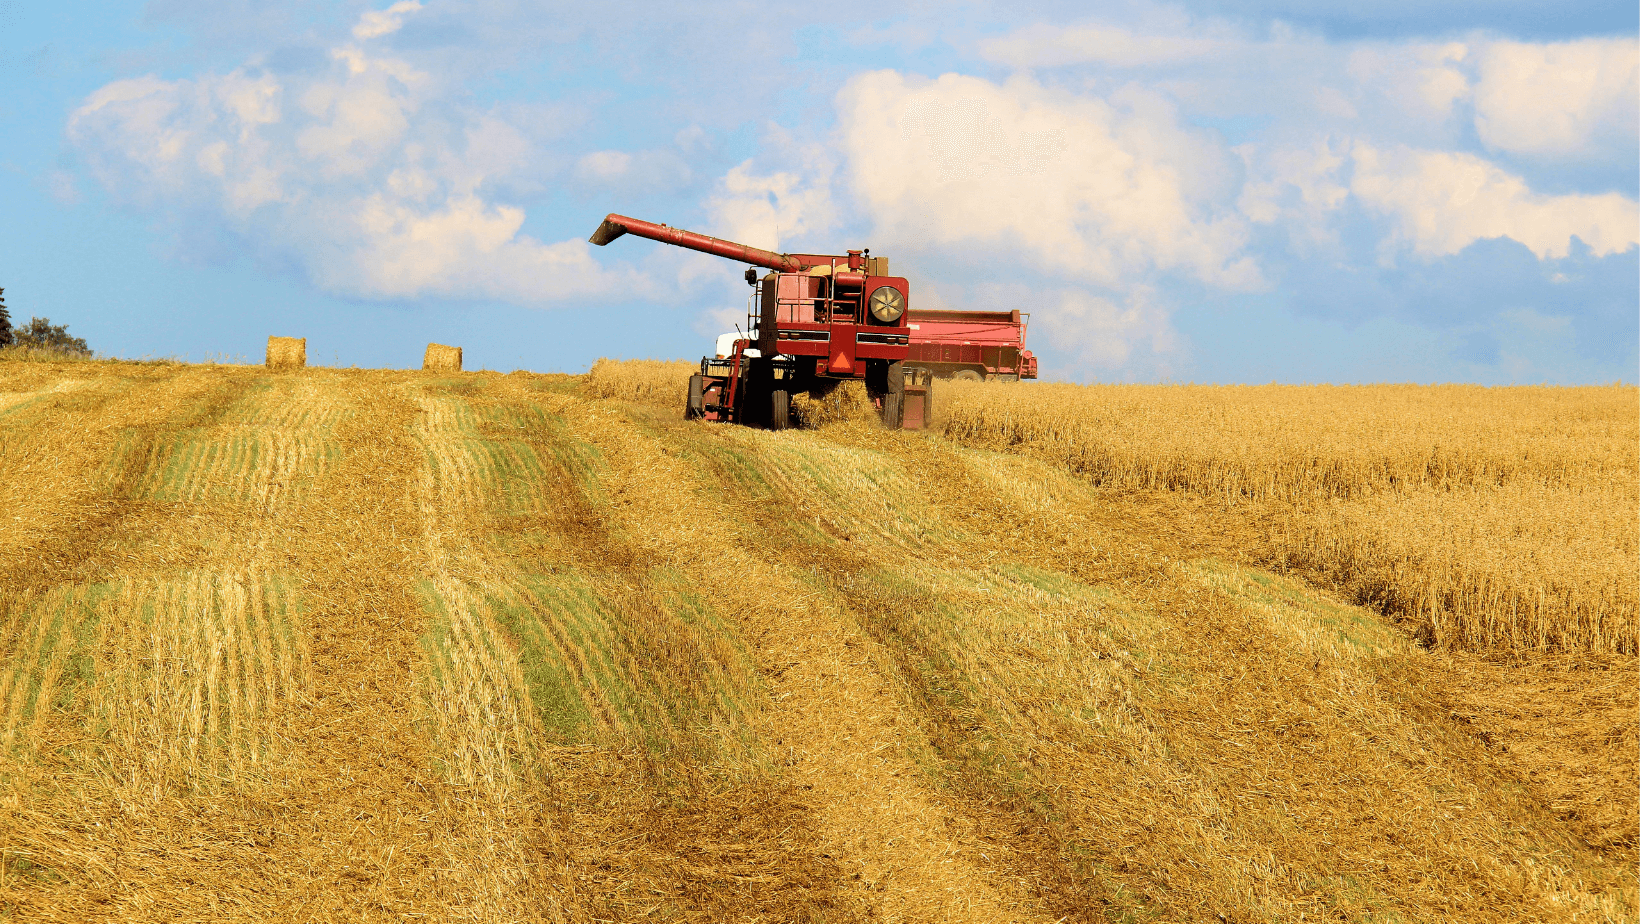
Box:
[770, 389, 791, 430]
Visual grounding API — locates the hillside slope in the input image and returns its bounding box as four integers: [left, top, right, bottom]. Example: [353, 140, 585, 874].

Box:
[0, 362, 1633, 923]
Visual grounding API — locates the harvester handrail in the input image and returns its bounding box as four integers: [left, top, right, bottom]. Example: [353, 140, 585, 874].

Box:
[589, 213, 811, 273]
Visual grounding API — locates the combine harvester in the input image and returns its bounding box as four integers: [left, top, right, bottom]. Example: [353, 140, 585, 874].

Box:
[590, 213, 932, 429]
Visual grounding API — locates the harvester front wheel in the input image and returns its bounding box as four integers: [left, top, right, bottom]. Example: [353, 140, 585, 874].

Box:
[882, 360, 905, 429]
[882, 391, 903, 429]
[770, 388, 791, 430]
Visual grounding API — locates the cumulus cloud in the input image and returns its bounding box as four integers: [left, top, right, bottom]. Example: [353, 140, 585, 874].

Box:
[1237, 137, 1350, 249]
[67, 4, 628, 303]
[836, 70, 1262, 289]
[1346, 41, 1472, 126]
[1351, 143, 1639, 259]
[1472, 38, 1639, 158]
[352, 0, 422, 40]
[704, 159, 836, 253]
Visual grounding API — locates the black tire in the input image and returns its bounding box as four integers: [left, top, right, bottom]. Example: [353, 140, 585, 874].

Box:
[882, 360, 905, 429]
[740, 357, 771, 426]
[882, 391, 903, 429]
[770, 389, 790, 430]
[954, 369, 983, 382]
[686, 374, 705, 419]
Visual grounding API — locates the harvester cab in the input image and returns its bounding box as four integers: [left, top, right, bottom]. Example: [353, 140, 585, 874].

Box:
[589, 213, 930, 430]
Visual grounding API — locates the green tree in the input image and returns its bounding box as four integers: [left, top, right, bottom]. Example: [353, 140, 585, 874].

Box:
[0, 289, 12, 348]
[15, 316, 91, 356]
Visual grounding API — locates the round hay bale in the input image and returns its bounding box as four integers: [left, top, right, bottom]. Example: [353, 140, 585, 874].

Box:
[266, 336, 307, 369]
[423, 343, 463, 372]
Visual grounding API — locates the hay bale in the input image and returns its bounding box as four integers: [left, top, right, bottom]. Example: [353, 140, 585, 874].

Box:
[423, 343, 463, 372]
[266, 336, 306, 369]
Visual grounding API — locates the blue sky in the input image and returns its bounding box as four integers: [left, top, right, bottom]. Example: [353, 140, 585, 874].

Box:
[1, 0, 1634, 382]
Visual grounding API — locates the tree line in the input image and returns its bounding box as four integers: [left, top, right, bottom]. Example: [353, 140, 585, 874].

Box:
[0, 288, 92, 356]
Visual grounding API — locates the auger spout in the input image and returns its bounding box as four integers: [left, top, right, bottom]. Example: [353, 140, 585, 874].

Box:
[589, 213, 817, 272]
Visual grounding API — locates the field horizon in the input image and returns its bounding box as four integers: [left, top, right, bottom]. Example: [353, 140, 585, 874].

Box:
[1, 356, 1634, 922]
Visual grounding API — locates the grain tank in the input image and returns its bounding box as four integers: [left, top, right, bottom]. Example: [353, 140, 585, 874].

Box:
[905, 308, 1038, 382]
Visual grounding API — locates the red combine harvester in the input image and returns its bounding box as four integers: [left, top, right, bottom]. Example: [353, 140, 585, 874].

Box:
[905, 308, 1038, 382]
[589, 213, 932, 429]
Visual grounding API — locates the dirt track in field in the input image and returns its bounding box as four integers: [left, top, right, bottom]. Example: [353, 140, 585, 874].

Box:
[0, 363, 1633, 923]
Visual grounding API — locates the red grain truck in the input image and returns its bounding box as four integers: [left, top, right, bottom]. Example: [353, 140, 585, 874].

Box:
[904, 308, 1037, 382]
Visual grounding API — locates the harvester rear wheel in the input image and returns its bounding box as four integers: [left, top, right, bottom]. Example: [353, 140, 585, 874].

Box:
[686, 374, 705, 420]
[954, 369, 983, 382]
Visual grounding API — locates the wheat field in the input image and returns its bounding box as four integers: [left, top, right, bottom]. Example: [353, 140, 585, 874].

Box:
[937, 380, 1638, 656]
[0, 357, 1633, 923]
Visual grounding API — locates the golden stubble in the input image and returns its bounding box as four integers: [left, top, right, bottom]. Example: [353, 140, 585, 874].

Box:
[552, 395, 1057, 924]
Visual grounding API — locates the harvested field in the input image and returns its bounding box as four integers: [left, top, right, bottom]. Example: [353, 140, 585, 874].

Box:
[0, 356, 1634, 923]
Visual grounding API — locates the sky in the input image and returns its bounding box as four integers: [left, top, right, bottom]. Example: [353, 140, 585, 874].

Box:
[0, 0, 1635, 383]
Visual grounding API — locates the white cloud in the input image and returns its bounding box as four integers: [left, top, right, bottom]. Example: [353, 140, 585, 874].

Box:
[1473, 38, 1639, 158]
[1351, 142, 1639, 259]
[704, 160, 835, 253]
[352, 1, 423, 41]
[68, 35, 629, 304]
[1237, 137, 1349, 249]
[1035, 286, 1180, 376]
[1346, 41, 1472, 124]
[836, 70, 1261, 289]
[977, 17, 1637, 168]
[700, 124, 839, 253]
[312, 194, 615, 300]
